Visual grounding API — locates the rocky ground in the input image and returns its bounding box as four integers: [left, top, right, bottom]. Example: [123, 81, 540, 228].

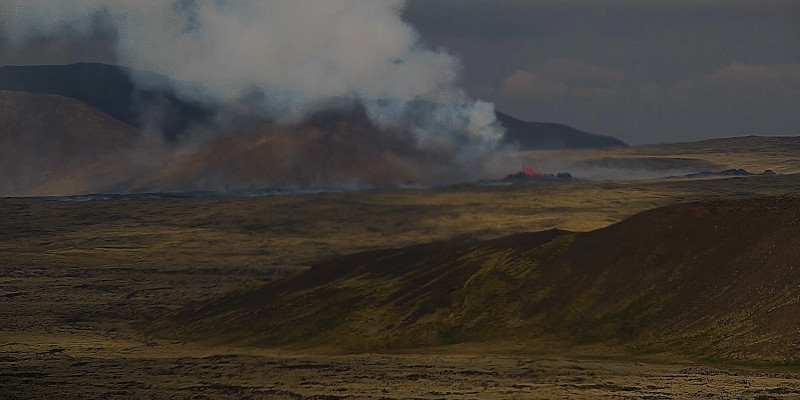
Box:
[3, 243, 800, 399]
[4, 339, 800, 399]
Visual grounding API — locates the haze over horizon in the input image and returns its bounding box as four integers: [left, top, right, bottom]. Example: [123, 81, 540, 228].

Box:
[1, 0, 798, 146]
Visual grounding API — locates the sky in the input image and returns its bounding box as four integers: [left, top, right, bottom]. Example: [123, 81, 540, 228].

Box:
[403, 0, 800, 144]
[1, 0, 798, 145]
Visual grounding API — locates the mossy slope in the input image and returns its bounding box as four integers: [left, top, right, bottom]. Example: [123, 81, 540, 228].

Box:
[161, 196, 800, 363]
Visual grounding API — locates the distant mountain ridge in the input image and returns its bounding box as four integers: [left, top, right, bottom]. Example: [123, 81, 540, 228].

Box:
[0, 62, 625, 150]
[495, 111, 626, 149]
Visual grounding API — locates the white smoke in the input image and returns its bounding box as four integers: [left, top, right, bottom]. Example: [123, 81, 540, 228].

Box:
[1, 0, 509, 185]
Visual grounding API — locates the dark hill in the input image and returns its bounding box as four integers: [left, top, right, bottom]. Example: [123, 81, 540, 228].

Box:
[496, 111, 627, 150]
[0, 63, 213, 140]
[160, 195, 800, 363]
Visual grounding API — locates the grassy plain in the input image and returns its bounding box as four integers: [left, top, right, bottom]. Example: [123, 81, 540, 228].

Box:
[2, 139, 800, 398]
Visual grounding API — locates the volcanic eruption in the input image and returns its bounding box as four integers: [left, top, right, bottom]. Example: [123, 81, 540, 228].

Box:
[1, 0, 515, 192]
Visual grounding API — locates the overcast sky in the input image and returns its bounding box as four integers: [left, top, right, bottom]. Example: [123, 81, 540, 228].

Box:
[1, 1, 798, 145]
[404, 0, 799, 144]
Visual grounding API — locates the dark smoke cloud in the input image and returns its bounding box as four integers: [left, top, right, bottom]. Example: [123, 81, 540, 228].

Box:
[0, 6, 118, 65]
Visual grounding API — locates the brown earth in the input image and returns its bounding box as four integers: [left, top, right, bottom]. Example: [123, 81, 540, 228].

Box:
[0, 90, 169, 197]
[136, 109, 455, 192]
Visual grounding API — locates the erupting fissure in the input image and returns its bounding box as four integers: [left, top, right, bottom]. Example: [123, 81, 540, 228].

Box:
[523, 164, 544, 178]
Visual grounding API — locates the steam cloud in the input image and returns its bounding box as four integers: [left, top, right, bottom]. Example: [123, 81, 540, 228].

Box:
[1, 1, 510, 190]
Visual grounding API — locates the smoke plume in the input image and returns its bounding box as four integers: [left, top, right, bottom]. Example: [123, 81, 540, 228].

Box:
[1, 1, 510, 190]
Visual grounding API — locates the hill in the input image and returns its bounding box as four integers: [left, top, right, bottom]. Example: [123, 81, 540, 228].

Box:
[0, 63, 213, 140]
[496, 111, 627, 150]
[133, 105, 460, 191]
[0, 90, 163, 196]
[160, 195, 800, 363]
